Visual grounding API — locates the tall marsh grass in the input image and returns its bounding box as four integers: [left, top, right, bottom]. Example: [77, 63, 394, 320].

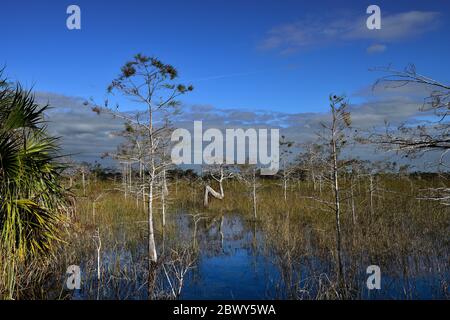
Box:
[8, 173, 449, 299]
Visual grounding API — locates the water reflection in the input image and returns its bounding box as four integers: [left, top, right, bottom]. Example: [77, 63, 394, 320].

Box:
[180, 214, 278, 299]
[58, 212, 448, 300]
[176, 213, 448, 300]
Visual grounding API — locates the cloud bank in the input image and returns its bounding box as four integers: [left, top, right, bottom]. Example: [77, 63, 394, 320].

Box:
[35, 81, 442, 170]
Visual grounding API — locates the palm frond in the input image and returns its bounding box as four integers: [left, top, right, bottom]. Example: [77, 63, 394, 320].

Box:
[0, 70, 68, 298]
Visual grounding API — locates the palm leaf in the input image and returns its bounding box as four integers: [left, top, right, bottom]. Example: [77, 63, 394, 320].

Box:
[0, 70, 68, 298]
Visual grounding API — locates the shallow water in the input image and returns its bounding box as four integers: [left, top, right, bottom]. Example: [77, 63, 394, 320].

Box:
[60, 212, 448, 300]
[173, 214, 448, 299]
[180, 215, 281, 299]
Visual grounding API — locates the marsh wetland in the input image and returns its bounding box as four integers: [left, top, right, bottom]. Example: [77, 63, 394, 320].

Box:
[26, 177, 448, 300]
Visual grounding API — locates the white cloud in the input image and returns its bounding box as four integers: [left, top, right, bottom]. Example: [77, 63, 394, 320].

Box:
[260, 11, 440, 54]
[367, 43, 387, 54]
[35, 92, 125, 164]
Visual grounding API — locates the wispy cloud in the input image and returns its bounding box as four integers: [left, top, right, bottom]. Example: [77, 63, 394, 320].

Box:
[259, 10, 441, 54]
[367, 43, 387, 54]
[184, 65, 299, 83]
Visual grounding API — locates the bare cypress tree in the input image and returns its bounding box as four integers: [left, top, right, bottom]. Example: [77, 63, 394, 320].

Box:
[237, 164, 261, 219]
[318, 95, 352, 286]
[295, 143, 325, 194]
[203, 164, 233, 207]
[279, 136, 294, 202]
[370, 65, 449, 205]
[371, 65, 449, 155]
[91, 54, 193, 297]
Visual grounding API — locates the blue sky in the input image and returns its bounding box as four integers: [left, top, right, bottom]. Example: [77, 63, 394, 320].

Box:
[2, 0, 449, 169]
[2, 0, 450, 114]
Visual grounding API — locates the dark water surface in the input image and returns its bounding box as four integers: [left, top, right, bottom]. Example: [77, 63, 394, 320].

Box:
[175, 214, 448, 300]
[61, 212, 448, 300]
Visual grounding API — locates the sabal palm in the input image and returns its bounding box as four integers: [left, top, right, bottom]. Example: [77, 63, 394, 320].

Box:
[0, 73, 66, 297]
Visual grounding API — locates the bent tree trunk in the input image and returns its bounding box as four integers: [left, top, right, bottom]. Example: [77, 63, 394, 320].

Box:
[204, 167, 227, 207]
[204, 182, 224, 207]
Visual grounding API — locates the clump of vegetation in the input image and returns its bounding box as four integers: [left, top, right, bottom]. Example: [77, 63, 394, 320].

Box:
[0, 71, 68, 299]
